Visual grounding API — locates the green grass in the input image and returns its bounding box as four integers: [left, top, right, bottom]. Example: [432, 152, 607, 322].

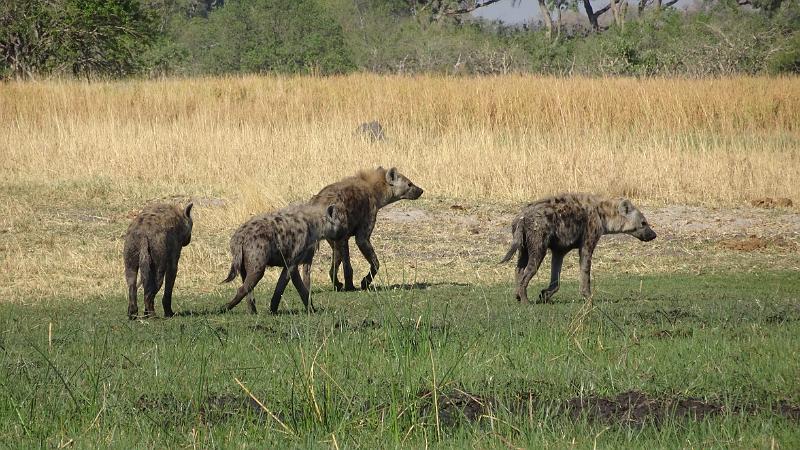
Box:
[1, 272, 799, 448]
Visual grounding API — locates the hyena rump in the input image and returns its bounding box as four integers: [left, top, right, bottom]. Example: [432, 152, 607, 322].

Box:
[307, 166, 423, 291]
[220, 203, 345, 314]
[123, 203, 193, 319]
[501, 193, 656, 304]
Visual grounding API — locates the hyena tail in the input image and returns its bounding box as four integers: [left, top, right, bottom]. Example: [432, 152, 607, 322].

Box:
[500, 218, 524, 263]
[136, 238, 151, 288]
[221, 244, 243, 283]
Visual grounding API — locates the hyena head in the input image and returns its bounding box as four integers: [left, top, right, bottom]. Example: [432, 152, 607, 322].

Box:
[610, 198, 656, 242]
[321, 204, 347, 241]
[179, 203, 194, 246]
[385, 167, 424, 202]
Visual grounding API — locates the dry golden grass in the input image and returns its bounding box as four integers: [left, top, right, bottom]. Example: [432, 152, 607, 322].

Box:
[1, 74, 798, 304]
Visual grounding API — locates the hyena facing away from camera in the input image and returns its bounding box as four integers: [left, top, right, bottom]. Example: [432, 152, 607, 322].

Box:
[501, 193, 656, 304]
[220, 203, 345, 314]
[306, 166, 424, 291]
[123, 203, 193, 319]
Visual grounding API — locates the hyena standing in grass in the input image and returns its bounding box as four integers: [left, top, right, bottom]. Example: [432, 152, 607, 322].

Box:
[123, 203, 193, 319]
[501, 193, 656, 304]
[219, 203, 345, 314]
[306, 167, 424, 291]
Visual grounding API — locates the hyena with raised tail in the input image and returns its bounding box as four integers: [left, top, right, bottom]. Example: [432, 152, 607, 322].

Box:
[123, 203, 193, 319]
[220, 203, 345, 314]
[501, 193, 656, 304]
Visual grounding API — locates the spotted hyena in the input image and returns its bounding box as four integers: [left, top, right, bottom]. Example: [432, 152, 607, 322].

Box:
[501, 193, 656, 304]
[123, 202, 193, 319]
[219, 203, 345, 314]
[306, 166, 424, 291]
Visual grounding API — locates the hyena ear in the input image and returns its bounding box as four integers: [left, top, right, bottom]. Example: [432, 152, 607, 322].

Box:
[617, 199, 633, 215]
[385, 167, 398, 185]
[184, 202, 194, 219]
[326, 204, 337, 220]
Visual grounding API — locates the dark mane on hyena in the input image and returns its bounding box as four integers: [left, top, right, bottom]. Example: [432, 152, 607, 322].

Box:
[305, 166, 424, 291]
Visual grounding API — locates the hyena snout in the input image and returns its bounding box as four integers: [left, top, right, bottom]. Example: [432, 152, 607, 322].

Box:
[631, 226, 657, 242]
[405, 185, 424, 200]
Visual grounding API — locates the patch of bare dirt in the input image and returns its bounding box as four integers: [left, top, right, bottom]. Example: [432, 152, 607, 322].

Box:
[418, 389, 493, 426]
[719, 235, 797, 252]
[135, 393, 266, 426]
[416, 389, 800, 428]
[750, 197, 793, 209]
[564, 391, 722, 426]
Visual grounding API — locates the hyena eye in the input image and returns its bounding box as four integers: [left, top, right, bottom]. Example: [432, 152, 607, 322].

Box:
[641, 221, 648, 227]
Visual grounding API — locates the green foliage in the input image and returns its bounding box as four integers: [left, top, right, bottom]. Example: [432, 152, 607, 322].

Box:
[160, 0, 355, 75]
[0, 0, 157, 79]
[3, 0, 800, 78]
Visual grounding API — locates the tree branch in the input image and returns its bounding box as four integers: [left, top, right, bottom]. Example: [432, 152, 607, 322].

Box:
[595, 4, 612, 15]
[443, 0, 507, 15]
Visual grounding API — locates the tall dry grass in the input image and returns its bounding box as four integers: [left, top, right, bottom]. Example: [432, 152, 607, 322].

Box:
[1, 75, 798, 303]
[3, 75, 799, 208]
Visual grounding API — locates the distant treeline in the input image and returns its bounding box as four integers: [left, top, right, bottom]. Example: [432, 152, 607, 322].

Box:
[1, 0, 798, 79]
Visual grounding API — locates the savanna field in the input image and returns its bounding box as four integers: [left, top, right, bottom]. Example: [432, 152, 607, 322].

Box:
[1, 75, 799, 447]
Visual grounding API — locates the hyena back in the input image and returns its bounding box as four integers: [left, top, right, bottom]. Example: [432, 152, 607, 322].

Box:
[220, 203, 344, 314]
[306, 166, 423, 291]
[123, 202, 193, 319]
[501, 193, 656, 304]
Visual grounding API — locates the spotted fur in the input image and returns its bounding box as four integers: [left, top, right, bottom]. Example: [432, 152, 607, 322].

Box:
[501, 193, 656, 304]
[306, 166, 424, 291]
[220, 203, 345, 314]
[123, 203, 193, 319]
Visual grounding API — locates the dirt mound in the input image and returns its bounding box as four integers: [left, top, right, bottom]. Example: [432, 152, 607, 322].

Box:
[135, 394, 265, 425]
[564, 390, 722, 426]
[417, 389, 800, 428]
[750, 197, 793, 209]
[717, 235, 797, 252]
[418, 389, 493, 426]
[718, 236, 769, 252]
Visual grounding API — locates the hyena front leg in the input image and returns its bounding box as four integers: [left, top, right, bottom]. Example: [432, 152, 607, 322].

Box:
[269, 267, 292, 314]
[290, 267, 315, 313]
[540, 251, 565, 303]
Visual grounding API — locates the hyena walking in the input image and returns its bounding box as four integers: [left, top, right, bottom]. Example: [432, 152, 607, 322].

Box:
[501, 193, 656, 304]
[219, 203, 345, 314]
[307, 167, 423, 291]
[123, 203, 193, 319]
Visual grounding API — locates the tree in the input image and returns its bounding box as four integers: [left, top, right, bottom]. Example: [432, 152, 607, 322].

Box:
[0, 0, 157, 79]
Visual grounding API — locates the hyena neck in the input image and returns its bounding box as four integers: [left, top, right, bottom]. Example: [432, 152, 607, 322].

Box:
[596, 199, 625, 235]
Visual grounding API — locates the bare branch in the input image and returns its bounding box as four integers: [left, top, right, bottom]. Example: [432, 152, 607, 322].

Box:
[443, 0, 507, 15]
[595, 4, 612, 15]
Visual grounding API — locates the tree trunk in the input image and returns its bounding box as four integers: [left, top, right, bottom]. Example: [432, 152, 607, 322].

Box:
[537, 0, 554, 40]
[582, 0, 611, 31]
[556, 4, 562, 39]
